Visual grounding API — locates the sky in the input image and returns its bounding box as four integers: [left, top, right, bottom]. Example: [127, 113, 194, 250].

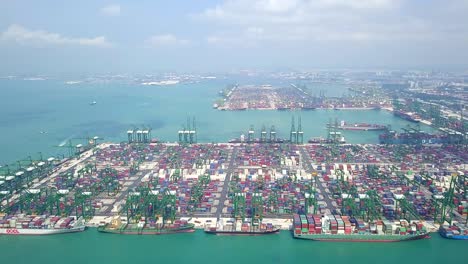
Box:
[0, 0, 468, 74]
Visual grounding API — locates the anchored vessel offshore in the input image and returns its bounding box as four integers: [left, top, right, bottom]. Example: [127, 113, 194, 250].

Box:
[293, 214, 429, 242]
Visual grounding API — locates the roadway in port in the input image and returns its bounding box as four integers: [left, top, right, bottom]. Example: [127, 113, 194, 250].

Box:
[213, 146, 238, 219]
[298, 146, 335, 214]
[98, 169, 151, 216]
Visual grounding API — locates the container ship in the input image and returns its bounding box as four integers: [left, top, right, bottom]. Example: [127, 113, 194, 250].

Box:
[329, 121, 388, 131]
[97, 217, 195, 235]
[204, 219, 280, 235]
[0, 215, 86, 235]
[393, 111, 422, 123]
[292, 214, 429, 242]
[439, 224, 468, 240]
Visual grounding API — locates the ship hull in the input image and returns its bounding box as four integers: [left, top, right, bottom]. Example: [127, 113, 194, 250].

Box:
[336, 127, 387, 131]
[439, 227, 468, 240]
[393, 112, 421, 123]
[293, 232, 429, 242]
[440, 234, 468, 240]
[97, 224, 195, 235]
[439, 233, 468, 240]
[205, 228, 280, 236]
[0, 226, 86, 235]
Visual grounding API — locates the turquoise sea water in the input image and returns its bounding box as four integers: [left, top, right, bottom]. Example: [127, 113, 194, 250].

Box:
[0, 79, 432, 164]
[1, 79, 459, 264]
[0, 229, 465, 264]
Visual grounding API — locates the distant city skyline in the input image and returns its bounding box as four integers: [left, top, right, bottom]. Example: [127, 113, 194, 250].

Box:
[1, 0, 468, 74]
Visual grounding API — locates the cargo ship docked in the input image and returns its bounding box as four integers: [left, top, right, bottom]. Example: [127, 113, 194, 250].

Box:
[204, 219, 280, 235]
[439, 224, 468, 240]
[329, 121, 388, 131]
[393, 110, 422, 123]
[97, 217, 195, 235]
[292, 214, 429, 242]
[0, 215, 86, 235]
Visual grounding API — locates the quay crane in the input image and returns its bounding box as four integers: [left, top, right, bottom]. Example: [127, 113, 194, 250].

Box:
[290, 116, 297, 144]
[304, 172, 318, 214]
[99, 167, 121, 196]
[360, 190, 382, 222]
[74, 189, 94, 219]
[178, 117, 197, 144]
[250, 192, 263, 228]
[233, 192, 246, 221]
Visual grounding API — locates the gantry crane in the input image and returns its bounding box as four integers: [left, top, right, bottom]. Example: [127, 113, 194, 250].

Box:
[74, 189, 94, 219]
[100, 167, 121, 196]
[0, 190, 11, 214]
[360, 190, 382, 221]
[304, 172, 318, 214]
[123, 191, 142, 223]
[267, 187, 279, 214]
[162, 190, 177, 225]
[433, 173, 461, 225]
[233, 192, 246, 221]
[251, 192, 263, 227]
[18, 188, 44, 215]
[393, 192, 421, 221]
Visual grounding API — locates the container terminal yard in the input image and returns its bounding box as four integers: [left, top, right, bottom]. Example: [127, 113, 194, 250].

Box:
[214, 84, 389, 111]
[0, 122, 466, 240]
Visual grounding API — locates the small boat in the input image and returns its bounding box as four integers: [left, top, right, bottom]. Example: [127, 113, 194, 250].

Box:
[89, 101, 97, 106]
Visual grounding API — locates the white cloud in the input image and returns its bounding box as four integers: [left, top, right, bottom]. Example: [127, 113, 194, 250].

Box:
[1, 24, 112, 47]
[196, 0, 468, 46]
[145, 34, 189, 47]
[101, 4, 121, 16]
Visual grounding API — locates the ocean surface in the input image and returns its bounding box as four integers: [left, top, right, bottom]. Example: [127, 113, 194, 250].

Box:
[0, 78, 433, 164]
[0, 78, 459, 264]
[0, 229, 465, 264]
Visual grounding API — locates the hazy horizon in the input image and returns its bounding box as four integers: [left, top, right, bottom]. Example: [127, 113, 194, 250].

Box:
[1, 0, 468, 74]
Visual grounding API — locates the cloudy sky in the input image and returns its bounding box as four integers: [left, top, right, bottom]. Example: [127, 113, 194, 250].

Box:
[1, 0, 467, 74]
